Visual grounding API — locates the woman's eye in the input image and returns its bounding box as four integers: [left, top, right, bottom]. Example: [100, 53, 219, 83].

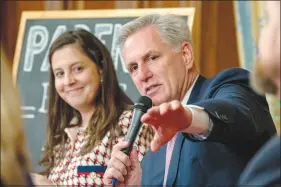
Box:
[74, 66, 83, 72]
[55, 71, 64, 77]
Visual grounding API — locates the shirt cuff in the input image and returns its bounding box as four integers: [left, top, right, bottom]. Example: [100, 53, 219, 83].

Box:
[182, 105, 213, 141]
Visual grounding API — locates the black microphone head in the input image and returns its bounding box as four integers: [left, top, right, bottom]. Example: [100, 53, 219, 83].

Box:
[134, 96, 152, 113]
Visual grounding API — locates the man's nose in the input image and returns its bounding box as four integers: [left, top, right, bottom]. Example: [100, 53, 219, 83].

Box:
[138, 64, 153, 82]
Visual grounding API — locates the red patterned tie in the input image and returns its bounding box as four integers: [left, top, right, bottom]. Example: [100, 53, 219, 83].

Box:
[163, 134, 177, 186]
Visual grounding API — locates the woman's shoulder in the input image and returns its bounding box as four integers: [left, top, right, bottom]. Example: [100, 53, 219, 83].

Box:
[120, 109, 133, 117]
[117, 109, 153, 136]
[117, 109, 133, 128]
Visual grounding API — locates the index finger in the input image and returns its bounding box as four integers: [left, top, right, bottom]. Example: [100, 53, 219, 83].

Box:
[112, 141, 130, 152]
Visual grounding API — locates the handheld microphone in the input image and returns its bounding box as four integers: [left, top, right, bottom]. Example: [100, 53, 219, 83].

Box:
[112, 96, 152, 186]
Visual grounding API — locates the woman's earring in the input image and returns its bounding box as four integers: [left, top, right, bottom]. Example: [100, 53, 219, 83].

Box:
[99, 69, 103, 84]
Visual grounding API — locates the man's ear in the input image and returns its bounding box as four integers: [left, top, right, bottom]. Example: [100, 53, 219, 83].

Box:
[181, 42, 194, 70]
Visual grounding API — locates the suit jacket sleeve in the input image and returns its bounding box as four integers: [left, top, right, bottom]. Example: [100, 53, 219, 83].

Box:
[185, 69, 276, 145]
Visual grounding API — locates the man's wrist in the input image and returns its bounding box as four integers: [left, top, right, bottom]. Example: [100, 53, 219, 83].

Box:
[189, 116, 213, 140]
[181, 105, 213, 140]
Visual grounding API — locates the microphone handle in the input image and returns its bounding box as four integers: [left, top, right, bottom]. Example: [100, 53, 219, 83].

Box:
[122, 124, 142, 155]
[122, 109, 144, 155]
[112, 109, 144, 186]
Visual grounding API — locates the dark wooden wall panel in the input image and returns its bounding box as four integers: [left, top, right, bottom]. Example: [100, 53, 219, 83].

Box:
[2, 1, 18, 69]
[2, 1, 44, 68]
[217, 2, 239, 72]
[84, 1, 115, 10]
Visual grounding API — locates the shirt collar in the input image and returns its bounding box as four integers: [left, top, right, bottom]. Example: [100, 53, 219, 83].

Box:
[181, 75, 199, 105]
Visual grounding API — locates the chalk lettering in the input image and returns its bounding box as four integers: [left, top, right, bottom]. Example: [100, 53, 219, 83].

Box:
[24, 26, 48, 72]
[21, 106, 36, 119]
[111, 24, 128, 73]
[40, 25, 67, 72]
[75, 24, 91, 32]
[119, 83, 127, 92]
[95, 23, 113, 45]
[38, 82, 49, 114]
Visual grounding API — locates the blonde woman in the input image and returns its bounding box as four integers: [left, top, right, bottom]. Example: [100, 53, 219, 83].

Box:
[1, 57, 34, 186]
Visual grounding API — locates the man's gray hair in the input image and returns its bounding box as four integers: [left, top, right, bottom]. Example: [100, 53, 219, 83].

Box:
[118, 14, 192, 54]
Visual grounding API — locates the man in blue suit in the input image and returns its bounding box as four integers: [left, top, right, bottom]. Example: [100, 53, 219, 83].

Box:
[238, 1, 280, 186]
[103, 14, 276, 186]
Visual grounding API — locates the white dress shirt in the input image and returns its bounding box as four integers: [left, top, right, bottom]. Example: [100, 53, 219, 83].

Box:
[181, 75, 213, 140]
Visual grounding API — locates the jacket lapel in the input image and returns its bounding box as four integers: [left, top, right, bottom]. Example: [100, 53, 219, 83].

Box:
[187, 75, 206, 104]
[165, 75, 206, 186]
[166, 133, 184, 186]
[141, 143, 167, 185]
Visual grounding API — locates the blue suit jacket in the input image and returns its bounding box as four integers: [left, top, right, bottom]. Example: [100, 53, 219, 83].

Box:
[237, 135, 280, 186]
[141, 68, 276, 186]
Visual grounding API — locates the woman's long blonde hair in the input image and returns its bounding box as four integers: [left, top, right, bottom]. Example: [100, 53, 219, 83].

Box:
[1, 49, 31, 185]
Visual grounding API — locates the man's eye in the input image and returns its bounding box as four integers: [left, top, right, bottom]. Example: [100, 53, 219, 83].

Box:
[148, 56, 158, 61]
[130, 65, 138, 73]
